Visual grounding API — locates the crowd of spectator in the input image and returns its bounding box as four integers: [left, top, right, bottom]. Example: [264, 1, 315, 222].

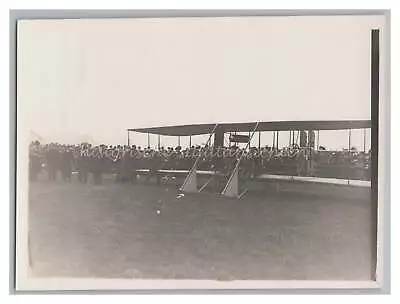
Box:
[28, 141, 371, 184]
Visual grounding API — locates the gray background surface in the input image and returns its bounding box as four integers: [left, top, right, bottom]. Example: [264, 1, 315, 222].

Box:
[9, 9, 391, 294]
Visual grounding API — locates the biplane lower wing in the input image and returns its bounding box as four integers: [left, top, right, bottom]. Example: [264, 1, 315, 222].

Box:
[254, 174, 371, 188]
[136, 169, 225, 176]
[135, 169, 371, 188]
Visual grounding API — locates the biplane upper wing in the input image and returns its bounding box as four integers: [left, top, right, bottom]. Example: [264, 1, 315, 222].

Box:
[129, 120, 371, 136]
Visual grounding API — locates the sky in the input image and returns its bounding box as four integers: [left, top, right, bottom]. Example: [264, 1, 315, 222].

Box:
[17, 15, 385, 150]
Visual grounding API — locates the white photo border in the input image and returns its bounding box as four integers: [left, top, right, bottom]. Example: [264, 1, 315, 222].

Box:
[10, 9, 391, 294]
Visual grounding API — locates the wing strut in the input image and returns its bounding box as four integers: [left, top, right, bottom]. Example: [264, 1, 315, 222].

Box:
[180, 124, 218, 193]
[222, 122, 259, 199]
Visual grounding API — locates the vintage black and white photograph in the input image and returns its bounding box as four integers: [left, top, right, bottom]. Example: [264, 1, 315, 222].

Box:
[15, 14, 388, 290]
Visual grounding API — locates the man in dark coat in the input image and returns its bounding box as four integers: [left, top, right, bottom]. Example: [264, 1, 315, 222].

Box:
[77, 145, 90, 184]
[130, 146, 138, 183]
[91, 147, 104, 185]
[296, 148, 307, 176]
[29, 143, 42, 182]
[119, 149, 132, 183]
[145, 150, 163, 184]
[45, 144, 60, 181]
[60, 147, 74, 182]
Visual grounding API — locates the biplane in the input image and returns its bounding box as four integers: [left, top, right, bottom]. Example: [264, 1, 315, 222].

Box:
[128, 119, 372, 199]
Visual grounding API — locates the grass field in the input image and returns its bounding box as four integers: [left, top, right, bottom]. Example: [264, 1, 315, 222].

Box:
[28, 173, 373, 280]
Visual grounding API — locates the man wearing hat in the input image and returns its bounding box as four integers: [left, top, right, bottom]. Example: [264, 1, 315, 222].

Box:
[60, 146, 74, 182]
[77, 144, 90, 183]
[45, 143, 60, 181]
[29, 142, 42, 181]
